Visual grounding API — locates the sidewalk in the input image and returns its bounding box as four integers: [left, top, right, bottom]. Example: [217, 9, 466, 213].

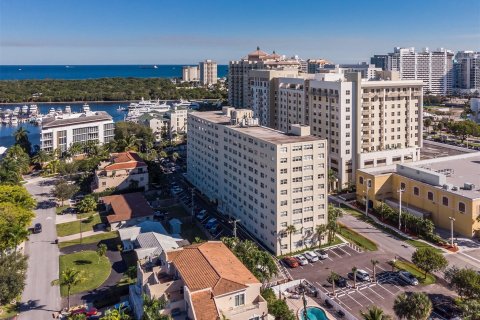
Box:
[58, 230, 106, 242]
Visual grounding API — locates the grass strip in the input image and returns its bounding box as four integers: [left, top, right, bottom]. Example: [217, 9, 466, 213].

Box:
[338, 223, 378, 251]
[56, 214, 101, 237]
[58, 231, 118, 249]
[394, 260, 436, 285]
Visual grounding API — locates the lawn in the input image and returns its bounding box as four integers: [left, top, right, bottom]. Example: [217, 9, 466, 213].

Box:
[56, 205, 69, 215]
[405, 239, 443, 253]
[56, 214, 102, 237]
[58, 231, 118, 249]
[338, 224, 378, 251]
[394, 260, 436, 285]
[59, 250, 111, 296]
[76, 211, 98, 220]
[0, 303, 19, 319]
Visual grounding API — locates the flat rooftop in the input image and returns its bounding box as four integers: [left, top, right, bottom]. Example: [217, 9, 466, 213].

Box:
[42, 111, 112, 129]
[190, 111, 321, 145]
[361, 152, 480, 199]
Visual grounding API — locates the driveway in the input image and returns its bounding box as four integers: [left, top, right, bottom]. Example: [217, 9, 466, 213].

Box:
[19, 177, 61, 320]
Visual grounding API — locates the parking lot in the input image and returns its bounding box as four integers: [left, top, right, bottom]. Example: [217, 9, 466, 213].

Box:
[285, 243, 455, 318]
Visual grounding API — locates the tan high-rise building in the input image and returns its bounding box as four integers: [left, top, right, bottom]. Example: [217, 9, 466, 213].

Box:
[199, 59, 217, 85]
[228, 47, 301, 108]
[187, 107, 328, 255]
[182, 65, 199, 82]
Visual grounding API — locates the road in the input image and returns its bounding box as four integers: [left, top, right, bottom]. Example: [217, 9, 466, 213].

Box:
[20, 176, 61, 320]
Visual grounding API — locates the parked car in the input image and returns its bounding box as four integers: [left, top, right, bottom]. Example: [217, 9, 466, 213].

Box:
[334, 277, 348, 288]
[398, 271, 419, 285]
[348, 269, 370, 282]
[196, 210, 207, 220]
[293, 254, 308, 266]
[33, 223, 42, 234]
[303, 251, 319, 262]
[70, 307, 98, 317]
[204, 218, 217, 229]
[314, 249, 328, 260]
[282, 256, 299, 268]
[171, 308, 181, 317]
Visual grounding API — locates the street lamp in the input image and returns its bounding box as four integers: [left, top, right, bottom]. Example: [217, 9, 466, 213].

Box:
[397, 188, 405, 231]
[449, 217, 455, 248]
[365, 179, 371, 217]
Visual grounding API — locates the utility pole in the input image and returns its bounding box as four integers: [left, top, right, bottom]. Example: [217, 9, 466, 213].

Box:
[365, 179, 371, 217]
[449, 217, 455, 247]
[231, 219, 241, 238]
[398, 188, 405, 231]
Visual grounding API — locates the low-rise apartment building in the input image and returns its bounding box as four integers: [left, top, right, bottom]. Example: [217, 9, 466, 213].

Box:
[101, 193, 154, 231]
[130, 241, 268, 320]
[41, 111, 114, 153]
[149, 107, 189, 142]
[356, 153, 480, 238]
[92, 151, 148, 192]
[187, 108, 328, 255]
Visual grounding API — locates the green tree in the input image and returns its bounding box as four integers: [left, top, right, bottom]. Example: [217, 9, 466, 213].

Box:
[315, 224, 327, 247]
[31, 150, 52, 168]
[52, 268, 85, 310]
[456, 298, 480, 320]
[171, 152, 179, 162]
[327, 271, 340, 296]
[351, 266, 358, 288]
[423, 118, 432, 133]
[327, 205, 343, 243]
[0, 185, 36, 210]
[360, 305, 392, 320]
[261, 288, 295, 320]
[96, 243, 107, 264]
[53, 179, 78, 206]
[328, 169, 338, 193]
[68, 142, 84, 157]
[101, 309, 131, 320]
[0, 253, 28, 305]
[444, 266, 480, 300]
[76, 195, 97, 213]
[0, 202, 35, 252]
[411, 247, 448, 279]
[393, 292, 432, 320]
[159, 151, 167, 159]
[14, 127, 32, 155]
[285, 225, 296, 254]
[142, 294, 169, 320]
[371, 259, 379, 282]
[0, 157, 23, 184]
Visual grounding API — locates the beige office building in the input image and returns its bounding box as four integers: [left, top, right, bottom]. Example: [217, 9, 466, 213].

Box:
[182, 66, 199, 82]
[187, 107, 328, 255]
[199, 59, 217, 85]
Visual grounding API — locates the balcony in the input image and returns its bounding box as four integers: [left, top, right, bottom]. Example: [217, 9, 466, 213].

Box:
[224, 295, 267, 318]
[361, 110, 371, 116]
[361, 118, 371, 125]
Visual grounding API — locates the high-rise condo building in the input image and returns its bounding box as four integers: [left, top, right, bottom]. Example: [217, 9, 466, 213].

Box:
[182, 65, 199, 82]
[187, 107, 328, 255]
[370, 54, 392, 71]
[41, 111, 114, 153]
[454, 51, 480, 94]
[228, 47, 300, 108]
[320, 63, 382, 80]
[199, 59, 218, 86]
[307, 59, 330, 74]
[371, 47, 454, 95]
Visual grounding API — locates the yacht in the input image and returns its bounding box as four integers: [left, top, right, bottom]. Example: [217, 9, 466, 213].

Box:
[65, 106, 72, 114]
[127, 98, 170, 114]
[153, 65, 158, 69]
[21, 105, 29, 114]
[10, 116, 18, 125]
[56, 107, 63, 114]
[13, 107, 20, 116]
[29, 105, 38, 115]
[82, 103, 90, 113]
[48, 107, 56, 116]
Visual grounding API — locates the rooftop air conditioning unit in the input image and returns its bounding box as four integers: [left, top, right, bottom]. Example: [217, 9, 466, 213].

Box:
[464, 183, 475, 190]
[443, 184, 452, 190]
[451, 186, 458, 191]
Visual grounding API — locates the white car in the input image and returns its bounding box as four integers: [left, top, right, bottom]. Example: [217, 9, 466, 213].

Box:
[293, 254, 308, 266]
[398, 271, 419, 285]
[314, 249, 328, 260]
[303, 251, 319, 263]
[356, 269, 370, 281]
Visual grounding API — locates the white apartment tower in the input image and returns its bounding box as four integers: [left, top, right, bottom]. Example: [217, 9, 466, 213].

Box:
[182, 65, 199, 82]
[454, 51, 480, 94]
[389, 47, 454, 95]
[228, 47, 301, 108]
[41, 111, 114, 153]
[187, 108, 328, 255]
[199, 59, 218, 85]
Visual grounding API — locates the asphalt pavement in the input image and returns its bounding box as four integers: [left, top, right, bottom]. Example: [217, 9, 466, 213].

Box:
[20, 176, 61, 320]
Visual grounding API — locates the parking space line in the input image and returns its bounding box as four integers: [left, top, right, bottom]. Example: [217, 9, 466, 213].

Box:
[356, 288, 375, 304]
[333, 297, 352, 310]
[364, 266, 373, 273]
[326, 256, 334, 261]
[367, 286, 385, 300]
[337, 245, 351, 256]
[375, 282, 396, 296]
[344, 292, 364, 307]
[328, 248, 342, 258]
[376, 264, 387, 271]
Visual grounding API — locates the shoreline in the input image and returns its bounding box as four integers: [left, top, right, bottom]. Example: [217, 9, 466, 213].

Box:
[0, 100, 135, 106]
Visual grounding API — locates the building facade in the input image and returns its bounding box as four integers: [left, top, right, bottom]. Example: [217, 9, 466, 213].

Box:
[41, 111, 114, 153]
[93, 151, 149, 192]
[187, 108, 328, 255]
[371, 47, 454, 95]
[321, 63, 382, 80]
[454, 51, 480, 94]
[149, 107, 189, 142]
[356, 153, 480, 238]
[307, 59, 330, 74]
[199, 59, 218, 86]
[182, 66, 199, 82]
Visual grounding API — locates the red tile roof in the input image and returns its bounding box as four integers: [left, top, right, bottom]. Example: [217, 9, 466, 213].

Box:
[103, 151, 147, 171]
[191, 291, 219, 320]
[101, 192, 154, 223]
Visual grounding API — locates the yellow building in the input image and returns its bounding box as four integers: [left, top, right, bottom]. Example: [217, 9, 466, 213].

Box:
[356, 153, 480, 238]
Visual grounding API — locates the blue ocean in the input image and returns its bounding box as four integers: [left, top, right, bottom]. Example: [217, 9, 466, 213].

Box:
[0, 64, 228, 80]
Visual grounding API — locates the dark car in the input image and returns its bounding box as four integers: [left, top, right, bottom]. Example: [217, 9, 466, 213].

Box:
[335, 277, 348, 288]
[33, 223, 42, 234]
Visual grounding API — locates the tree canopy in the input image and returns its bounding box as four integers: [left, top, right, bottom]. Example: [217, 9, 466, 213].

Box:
[393, 292, 432, 320]
[411, 247, 448, 278]
[445, 266, 480, 300]
[0, 202, 35, 252]
[0, 253, 28, 304]
[0, 185, 36, 210]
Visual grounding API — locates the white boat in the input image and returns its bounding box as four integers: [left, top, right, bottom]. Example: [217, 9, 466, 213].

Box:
[82, 103, 90, 113]
[117, 106, 127, 111]
[65, 106, 72, 113]
[56, 107, 63, 114]
[10, 116, 18, 125]
[13, 107, 20, 115]
[48, 107, 55, 116]
[21, 105, 29, 114]
[127, 98, 170, 115]
[29, 105, 38, 115]
[153, 65, 158, 69]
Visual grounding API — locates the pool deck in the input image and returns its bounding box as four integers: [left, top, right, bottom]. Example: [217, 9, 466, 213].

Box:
[284, 295, 335, 320]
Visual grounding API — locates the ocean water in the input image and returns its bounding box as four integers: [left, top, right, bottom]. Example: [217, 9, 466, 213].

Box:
[0, 65, 228, 80]
[0, 102, 128, 148]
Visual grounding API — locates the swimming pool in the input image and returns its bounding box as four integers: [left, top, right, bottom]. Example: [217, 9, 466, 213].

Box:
[299, 306, 329, 320]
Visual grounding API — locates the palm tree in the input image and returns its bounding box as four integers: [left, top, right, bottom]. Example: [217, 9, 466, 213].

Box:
[360, 306, 392, 320]
[14, 127, 31, 155]
[32, 150, 52, 168]
[327, 271, 339, 296]
[8, 224, 29, 254]
[328, 169, 338, 193]
[327, 205, 343, 243]
[285, 225, 296, 254]
[371, 259, 379, 282]
[45, 159, 60, 174]
[393, 292, 432, 320]
[123, 135, 138, 151]
[315, 224, 327, 246]
[96, 243, 107, 263]
[52, 268, 85, 310]
[352, 266, 358, 289]
[68, 142, 84, 157]
[142, 294, 168, 320]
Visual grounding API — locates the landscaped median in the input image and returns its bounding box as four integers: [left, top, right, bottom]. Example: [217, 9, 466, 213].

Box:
[338, 223, 378, 251]
[56, 214, 102, 237]
[59, 250, 111, 296]
[392, 259, 436, 285]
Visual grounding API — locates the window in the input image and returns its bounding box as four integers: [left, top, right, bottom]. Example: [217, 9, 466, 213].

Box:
[280, 168, 288, 174]
[427, 192, 434, 201]
[280, 147, 287, 153]
[293, 219, 302, 225]
[442, 196, 449, 206]
[280, 158, 287, 163]
[304, 217, 313, 222]
[280, 200, 288, 206]
[413, 187, 419, 196]
[280, 222, 287, 227]
[280, 190, 287, 195]
[359, 176, 364, 185]
[459, 202, 466, 213]
[280, 179, 287, 185]
[400, 182, 406, 190]
[234, 293, 245, 307]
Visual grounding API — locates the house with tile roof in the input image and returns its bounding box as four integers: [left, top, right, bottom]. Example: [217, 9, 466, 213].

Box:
[100, 192, 154, 230]
[129, 241, 268, 320]
[92, 151, 148, 192]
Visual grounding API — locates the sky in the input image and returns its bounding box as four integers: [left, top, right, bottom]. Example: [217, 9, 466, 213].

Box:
[0, 0, 479, 65]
